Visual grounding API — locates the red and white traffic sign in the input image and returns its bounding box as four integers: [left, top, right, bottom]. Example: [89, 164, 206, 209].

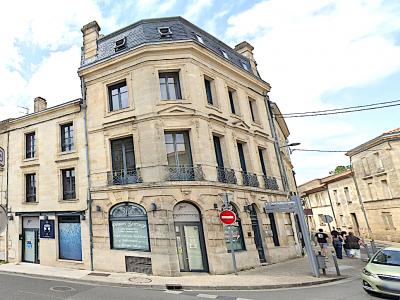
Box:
[219, 210, 237, 225]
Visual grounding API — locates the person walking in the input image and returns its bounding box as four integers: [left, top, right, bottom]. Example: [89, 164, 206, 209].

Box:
[314, 228, 329, 257]
[340, 230, 351, 257]
[346, 232, 364, 258]
[332, 231, 343, 259]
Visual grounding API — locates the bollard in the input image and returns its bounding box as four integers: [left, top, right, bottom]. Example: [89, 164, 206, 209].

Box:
[316, 251, 327, 275]
[331, 251, 341, 276]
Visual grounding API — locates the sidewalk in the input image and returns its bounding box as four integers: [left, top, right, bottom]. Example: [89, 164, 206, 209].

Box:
[0, 255, 366, 290]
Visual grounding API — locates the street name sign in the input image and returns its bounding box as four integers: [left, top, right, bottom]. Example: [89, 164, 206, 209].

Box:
[264, 201, 296, 213]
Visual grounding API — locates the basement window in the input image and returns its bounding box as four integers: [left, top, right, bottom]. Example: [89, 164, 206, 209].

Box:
[158, 27, 172, 37]
[220, 49, 229, 59]
[114, 37, 127, 52]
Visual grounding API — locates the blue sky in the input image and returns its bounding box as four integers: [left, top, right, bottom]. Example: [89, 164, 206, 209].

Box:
[1, 0, 399, 183]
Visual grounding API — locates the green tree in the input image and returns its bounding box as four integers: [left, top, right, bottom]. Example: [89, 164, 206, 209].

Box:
[329, 165, 351, 175]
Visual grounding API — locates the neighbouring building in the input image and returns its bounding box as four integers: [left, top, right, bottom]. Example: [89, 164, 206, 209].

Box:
[0, 16, 301, 275]
[0, 98, 90, 268]
[347, 128, 400, 242]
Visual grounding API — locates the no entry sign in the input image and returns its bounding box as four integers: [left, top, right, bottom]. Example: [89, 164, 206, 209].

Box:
[219, 210, 237, 225]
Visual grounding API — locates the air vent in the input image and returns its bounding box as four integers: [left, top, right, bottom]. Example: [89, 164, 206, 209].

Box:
[158, 26, 172, 37]
[115, 37, 127, 52]
[125, 256, 152, 274]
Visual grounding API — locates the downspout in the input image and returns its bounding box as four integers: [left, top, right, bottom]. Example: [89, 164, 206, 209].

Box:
[264, 95, 289, 194]
[5, 131, 9, 262]
[80, 76, 94, 271]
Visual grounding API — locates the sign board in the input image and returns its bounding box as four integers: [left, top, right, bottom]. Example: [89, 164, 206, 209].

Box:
[0, 147, 4, 168]
[40, 220, 55, 239]
[219, 210, 237, 225]
[303, 208, 313, 216]
[111, 221, 149, 250]
[265, 201, 296, 213]
[322, 215, 334, 224]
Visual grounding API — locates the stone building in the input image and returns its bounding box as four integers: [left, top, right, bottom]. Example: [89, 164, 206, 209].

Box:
[79, 17, 301, 276]
[0, 98, 90, 268]
[347, 128, 400, 242]
[0, 16, 301, 275]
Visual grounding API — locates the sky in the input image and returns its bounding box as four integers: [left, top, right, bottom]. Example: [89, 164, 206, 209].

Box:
[0, 0, 399, 184]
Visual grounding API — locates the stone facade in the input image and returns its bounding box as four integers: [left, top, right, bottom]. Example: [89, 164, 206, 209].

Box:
[0, 17, 301, 275]
[347, 128, 400, 242]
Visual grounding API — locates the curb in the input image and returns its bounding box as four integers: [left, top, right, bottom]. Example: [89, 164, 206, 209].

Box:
[0, 270, 348, 291]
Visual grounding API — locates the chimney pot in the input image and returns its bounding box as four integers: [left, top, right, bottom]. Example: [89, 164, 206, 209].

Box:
[81, 21, 101, 61]
[34, 97, 47, 113]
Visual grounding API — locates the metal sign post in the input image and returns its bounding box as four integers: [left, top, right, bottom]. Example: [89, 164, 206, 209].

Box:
[221, 193, 238, 275]
[265, 196, 320, 277]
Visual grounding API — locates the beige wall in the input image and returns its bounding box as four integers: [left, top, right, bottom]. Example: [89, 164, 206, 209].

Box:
[351, 140, 400, 242]
[80, 41, 301, 275]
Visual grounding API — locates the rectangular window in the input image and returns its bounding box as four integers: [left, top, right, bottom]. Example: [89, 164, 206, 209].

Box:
[237, 142, 247, 172]
[204, 78, 214, 105]
[374, 153, 384, 171]
[248, 98, 259, 123]
[111, 137, 136, 172]
[60, 123, 74, 152]
[344, 187, 351, 203]
[258, 148, 267, 176]
[361, 157, 370, 175]
[25, 132, 36, 159]
[381, 179, 392, 199]
[228, 88, 239, 115]
[108, 81, 128, 111]
[333, 190, 339, 204]
[25, 174, 36, 202]
[165, 132, 192, 166]
[159, 72, 182, 100]
[213, 136, 224, 168]
[382, 212, 396, 230]
[62, 168, 76, 200]
[58, 216, 82, 261]
[367, 182, 376, 200]
[340, 214, 346, 227]
[318, 214, 325, 226]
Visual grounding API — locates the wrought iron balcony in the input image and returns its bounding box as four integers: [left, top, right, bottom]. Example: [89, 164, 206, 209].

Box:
[108, 168, 142, 185]
[263, 175, 279, 190]
[216, 167, 237, 184]
[165, 165, 204, 181]
[241, 171, 259, 187]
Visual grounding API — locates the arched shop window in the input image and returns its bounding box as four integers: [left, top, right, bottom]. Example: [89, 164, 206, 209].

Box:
[109, 202, 150, 251]
[225, 204, 246, 251]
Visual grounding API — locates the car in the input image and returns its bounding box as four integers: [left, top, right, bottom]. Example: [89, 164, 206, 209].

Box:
[362, 246, 400, 298]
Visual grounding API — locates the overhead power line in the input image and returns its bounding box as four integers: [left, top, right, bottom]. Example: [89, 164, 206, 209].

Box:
[291, 149, 348, 153]
[275, 99, 400, 118]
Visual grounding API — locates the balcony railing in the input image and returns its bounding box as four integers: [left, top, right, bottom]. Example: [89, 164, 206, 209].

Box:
[165, 165, 204, 181]
[263, 175, 279, 190]
[241, 171, 259, 187]
[108, 168, 142, 185]
[216, 167, 237, 184]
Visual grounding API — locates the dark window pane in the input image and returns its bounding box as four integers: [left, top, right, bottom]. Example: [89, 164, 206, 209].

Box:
[213, 136, 224, 168]
[61, 123, 74, 152]
[205, 79, 213, 105]
[159, 72, 182, 100]
[111, 137, 136, 172]
[62, 168, 76, 200]
[164, 132, 192, 166]
[108, 81, 128, 111]
[25, 132, 36, 158]
[26, 174, 36, 202]
[229, 90, 236, 114]
[259, 148, 267, 176]
[237, 143, 247, 172]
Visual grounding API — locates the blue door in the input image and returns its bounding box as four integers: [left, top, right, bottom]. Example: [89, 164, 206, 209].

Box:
[58, 216, 82, 261]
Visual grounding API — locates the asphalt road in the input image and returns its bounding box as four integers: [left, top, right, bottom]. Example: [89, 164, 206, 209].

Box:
[0, 272, 398, 300]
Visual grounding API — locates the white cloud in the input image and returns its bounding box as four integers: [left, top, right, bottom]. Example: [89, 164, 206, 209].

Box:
[184, 0, 214, 22]
[225, 0, 400, 182]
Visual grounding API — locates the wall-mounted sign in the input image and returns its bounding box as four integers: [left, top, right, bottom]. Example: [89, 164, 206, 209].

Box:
[0, 147, 4, 168]
[40, 220, 55, 239]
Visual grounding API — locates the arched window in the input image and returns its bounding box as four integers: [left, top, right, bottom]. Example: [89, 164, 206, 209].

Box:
[225, 204, 246, 251]
[109, 202, 150, 251]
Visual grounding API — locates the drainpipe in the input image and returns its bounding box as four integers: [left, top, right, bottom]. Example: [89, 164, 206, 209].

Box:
[5, 131, 9, 262]
[349, 158, 374, 244]
[80, 76, 94, 271]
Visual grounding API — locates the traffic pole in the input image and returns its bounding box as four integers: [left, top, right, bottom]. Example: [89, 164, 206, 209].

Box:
[292, 196, 320, 277]
[228, 224, 238, 275]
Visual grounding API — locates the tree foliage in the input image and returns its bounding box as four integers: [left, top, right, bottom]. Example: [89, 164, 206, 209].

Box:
[329, 165, 351, 175]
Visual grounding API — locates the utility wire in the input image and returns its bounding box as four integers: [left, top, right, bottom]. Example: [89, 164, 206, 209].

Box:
[291, 149, 348, 153]
[275, 100, 400, 118]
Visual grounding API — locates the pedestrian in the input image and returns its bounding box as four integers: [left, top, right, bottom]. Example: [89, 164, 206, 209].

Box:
[331, 227, 339, 236]
[341, 230, 351, 257]
[345, 232, 364, 258]
[314, 228, 329, 257]
[332, 231, 343, 259]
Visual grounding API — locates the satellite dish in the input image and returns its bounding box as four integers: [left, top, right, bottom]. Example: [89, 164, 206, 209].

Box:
[0, 206, 7, 233]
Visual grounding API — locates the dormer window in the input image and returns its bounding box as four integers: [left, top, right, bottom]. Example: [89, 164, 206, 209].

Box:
[195, 34, 204, 44]
[241, 61, 249, 71]
[220, 49, 229, 59]
[158, 26, 172, 37]
[114, 37, 127, 52]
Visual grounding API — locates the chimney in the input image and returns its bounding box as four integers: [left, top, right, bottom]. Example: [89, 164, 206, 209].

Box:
[34, 97, 47, 113]
[234, 41, 259, 77]
[81, 21, 101, 61]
